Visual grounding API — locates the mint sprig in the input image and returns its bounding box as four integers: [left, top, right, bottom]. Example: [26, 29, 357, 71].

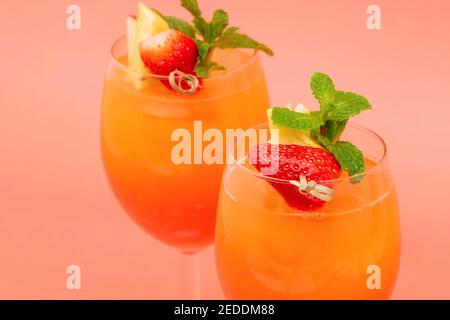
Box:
[159, 0, 274, 78]
[312, 72, 372, 180]
[272, 72, 372, 181]
[310, 72, 372, 141]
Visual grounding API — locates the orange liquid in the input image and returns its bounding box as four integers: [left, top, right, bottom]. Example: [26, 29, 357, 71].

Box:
[215, 158, 401, 299]
[101, 49, 270, 253]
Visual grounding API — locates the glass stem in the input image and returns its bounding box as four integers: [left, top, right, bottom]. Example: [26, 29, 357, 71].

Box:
[180, 252, 200, 300]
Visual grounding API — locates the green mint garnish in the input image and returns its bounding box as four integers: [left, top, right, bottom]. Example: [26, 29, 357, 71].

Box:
[310, 72, 372, 181]
[324, 120, 347, 143]
[215, 31, 274, 55]
[271, 107, 323, 130]
[310, 72, 372, 141]
[163, 16, 196, 39]
[312, 131, 365, 182]
[272, 72, 372, 181]
[210, 9, 229, 40]
[327, 91, 372, 121]
[332, 141, 365, 183]
[159, 0, 274, 78]
[310, 72, 336, 110]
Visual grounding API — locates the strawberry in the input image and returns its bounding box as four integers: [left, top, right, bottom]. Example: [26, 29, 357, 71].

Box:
[140, 29, 199, 91]
[250, 144, 341, 211]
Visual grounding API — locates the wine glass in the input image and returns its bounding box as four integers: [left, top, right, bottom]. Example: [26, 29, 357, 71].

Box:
[100, 36, 270, 298]
[215, 123, 400, 299]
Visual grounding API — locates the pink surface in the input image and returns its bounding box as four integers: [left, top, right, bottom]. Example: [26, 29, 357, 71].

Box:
[0, 0, 449, 299]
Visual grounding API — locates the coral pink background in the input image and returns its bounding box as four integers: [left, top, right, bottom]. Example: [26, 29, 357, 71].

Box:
[1, 0, 449, 299]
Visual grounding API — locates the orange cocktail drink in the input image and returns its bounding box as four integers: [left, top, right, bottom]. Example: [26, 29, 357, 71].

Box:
[101, 38, 269, 253]
[215, 123, 400, 299]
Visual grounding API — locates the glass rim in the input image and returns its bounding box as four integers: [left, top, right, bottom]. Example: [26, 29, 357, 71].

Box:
[229, 121, 388, 185]
[109, 34, 260, 81]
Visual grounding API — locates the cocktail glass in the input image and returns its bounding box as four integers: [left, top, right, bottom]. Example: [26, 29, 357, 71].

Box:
[215, 123, 400, 299]
[101, 36, 270, 298]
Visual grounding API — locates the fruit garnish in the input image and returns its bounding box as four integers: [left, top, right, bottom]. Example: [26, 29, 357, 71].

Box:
[125, 1, 273, 93]
[250, 144, 341, 211]
[158, 0, 274, 78]
[140, 29, 199, 94]
[274, 73, 371, 179]
[127, 3, 169, 89]
[252, 72, 372, 210]
[126, 16, 137, 67]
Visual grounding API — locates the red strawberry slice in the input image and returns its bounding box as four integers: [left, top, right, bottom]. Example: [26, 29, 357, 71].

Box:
[140, 29, 199, 92]
[250, 144, 341, 211]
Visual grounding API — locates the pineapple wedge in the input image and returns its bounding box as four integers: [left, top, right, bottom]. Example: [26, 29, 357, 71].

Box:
[127, 2, 169, 89]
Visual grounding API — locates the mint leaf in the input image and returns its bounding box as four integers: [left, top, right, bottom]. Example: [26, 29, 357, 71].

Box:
[222, 26, 239, 37]
[196, 40, 211, 60]
[312, 131, 333, 150]
[310, 110, 323, 122]
[217, 32, 274, 56]
[311, 72, 336, 111]
[331, 141, 365, 180]
[312, 132, 365, 180]
[324, 119, 347, 143]
[181, 0, 202, 19]
[193, 18, 210, 40]
[210, 9, 229, 40]
[195, 60, 225, 78]
[327, 91, 372, 121]
[180, 0, 209, 39]
[271, 108, 322, 130]
[164, 16, 196, 38]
